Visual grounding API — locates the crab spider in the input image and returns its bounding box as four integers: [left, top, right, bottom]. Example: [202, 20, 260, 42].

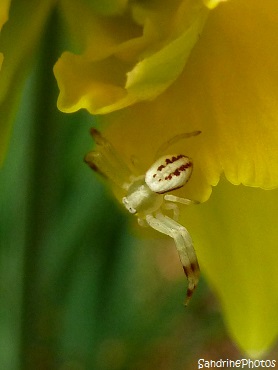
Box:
[84, 128, 201, 305]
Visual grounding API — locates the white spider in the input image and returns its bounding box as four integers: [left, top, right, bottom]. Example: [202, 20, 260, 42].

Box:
[84, 128, 201, 305]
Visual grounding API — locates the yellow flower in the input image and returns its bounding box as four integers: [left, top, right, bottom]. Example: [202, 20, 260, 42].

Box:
[54, 0, 278, 356]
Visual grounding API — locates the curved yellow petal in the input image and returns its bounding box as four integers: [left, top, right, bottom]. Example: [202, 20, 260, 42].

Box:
[180, 179, 278, 356]
[54, 0, 210, 114]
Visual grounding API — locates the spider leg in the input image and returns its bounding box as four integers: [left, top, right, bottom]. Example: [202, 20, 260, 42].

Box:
[145, 213, 200, 305]
[164, 194, 200, 205]
[155, 131, 201, 157]
[84, 128, 132, 190]
[163, 202, 180, 221]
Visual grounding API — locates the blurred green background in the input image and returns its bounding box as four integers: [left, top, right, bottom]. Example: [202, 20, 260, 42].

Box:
[1, 10, 277, 370]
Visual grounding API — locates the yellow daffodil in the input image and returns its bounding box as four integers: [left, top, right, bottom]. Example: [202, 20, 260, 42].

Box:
[54, 0, 278, 357]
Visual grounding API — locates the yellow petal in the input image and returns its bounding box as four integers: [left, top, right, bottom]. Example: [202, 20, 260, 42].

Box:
[186, 0, 278, 190]
[180, 179, 278, 356]
[54, 0, 210, 114]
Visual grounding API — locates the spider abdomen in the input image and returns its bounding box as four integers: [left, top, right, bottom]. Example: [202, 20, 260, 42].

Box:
[145, 154, 193, 194]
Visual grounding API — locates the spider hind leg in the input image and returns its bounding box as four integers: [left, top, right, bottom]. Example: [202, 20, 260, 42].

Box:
[145, 213, 200, 305]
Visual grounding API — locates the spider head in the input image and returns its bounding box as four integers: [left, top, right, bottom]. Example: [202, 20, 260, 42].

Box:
[122, 178, 163, 216]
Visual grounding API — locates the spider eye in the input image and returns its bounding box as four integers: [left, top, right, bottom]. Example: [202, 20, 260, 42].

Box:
[145, 154, 193, 194]
[122, 197, 137, 214]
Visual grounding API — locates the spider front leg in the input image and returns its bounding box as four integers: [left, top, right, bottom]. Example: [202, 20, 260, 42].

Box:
[84, 128, 132, 191]
[145, 213, 200, 305]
